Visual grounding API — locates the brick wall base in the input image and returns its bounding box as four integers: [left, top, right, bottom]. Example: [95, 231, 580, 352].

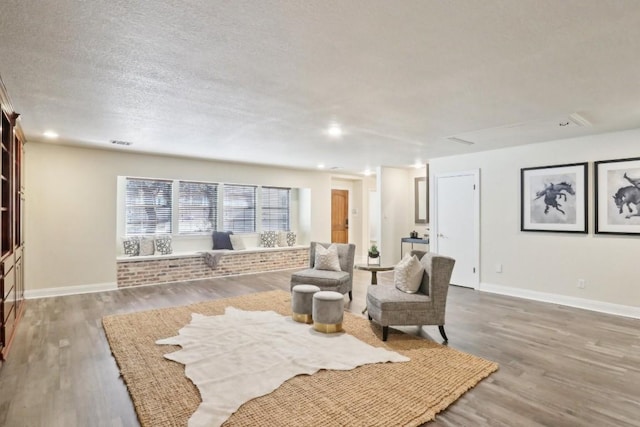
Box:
[116, 248, 309, 288]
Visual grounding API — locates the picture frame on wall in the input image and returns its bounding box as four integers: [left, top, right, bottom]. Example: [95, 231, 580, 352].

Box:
[594, 156, 640, 235]
[521, 162, 588, 233]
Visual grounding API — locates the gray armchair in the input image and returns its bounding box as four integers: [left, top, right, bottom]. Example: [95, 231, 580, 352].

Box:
[290, 242, 356, 300]
[366, 252, 455, 342]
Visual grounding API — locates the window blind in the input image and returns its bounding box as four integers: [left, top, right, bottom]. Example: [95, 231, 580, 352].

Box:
[261, 186, 290, 231]
[223, 184, 256, 233]
[179, 181, 218, 234]
[125, 178, 172, 235]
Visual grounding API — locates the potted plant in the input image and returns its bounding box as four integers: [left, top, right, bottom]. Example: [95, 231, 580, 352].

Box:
[368, 245, 379, 258]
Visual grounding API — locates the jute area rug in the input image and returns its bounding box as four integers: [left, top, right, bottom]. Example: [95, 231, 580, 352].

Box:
[103, 290, 498, 427]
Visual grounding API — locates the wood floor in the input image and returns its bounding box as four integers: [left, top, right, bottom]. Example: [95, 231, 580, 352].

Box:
[1, 270, 638, 427]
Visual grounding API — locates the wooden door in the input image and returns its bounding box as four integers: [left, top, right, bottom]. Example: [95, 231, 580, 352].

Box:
[331, 189, 348, 243]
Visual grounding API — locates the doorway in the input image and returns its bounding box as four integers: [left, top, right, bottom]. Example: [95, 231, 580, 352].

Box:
[331, 189, 349, 243]
[432, 170, 480, 289]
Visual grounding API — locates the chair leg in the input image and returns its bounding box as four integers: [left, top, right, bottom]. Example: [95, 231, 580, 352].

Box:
[382, 326, 389, 341]
[348, 291, 353, 301]
[438, 325, 448, 342]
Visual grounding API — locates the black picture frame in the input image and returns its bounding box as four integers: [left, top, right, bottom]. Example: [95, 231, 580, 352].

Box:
[521, 162, 588, 233]
[594, 156, 640, 235]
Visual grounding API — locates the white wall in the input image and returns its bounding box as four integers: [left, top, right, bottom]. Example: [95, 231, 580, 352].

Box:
[378, 166, 412, 265]
[429, 128, 640, 310]
[25, 143, 340, 291]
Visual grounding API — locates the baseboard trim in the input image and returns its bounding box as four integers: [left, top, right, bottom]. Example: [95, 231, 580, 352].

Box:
[478, 282, 640, 319]
[24, 282, 118, 299]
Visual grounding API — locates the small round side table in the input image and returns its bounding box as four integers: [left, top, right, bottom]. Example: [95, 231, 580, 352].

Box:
[355, 264, 394, 285]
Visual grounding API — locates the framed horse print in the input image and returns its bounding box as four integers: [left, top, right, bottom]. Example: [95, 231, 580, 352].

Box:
[521, 162, 588, 233]
[595, 156, 640, 235]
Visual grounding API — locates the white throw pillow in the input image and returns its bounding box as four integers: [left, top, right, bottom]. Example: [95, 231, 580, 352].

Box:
[139, 236, 155, 256]
[394, 254, 424, 293]
[276, 231, 288, 247]
[314, 244, 342, 272]
[229, 234, 246, 250]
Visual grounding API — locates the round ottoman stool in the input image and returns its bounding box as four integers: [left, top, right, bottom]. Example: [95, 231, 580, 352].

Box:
[312, 291, 344, 333]
[291, 284, 321, 324]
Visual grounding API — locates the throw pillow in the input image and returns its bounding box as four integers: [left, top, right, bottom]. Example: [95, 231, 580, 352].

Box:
[260, 231, 278, 248]
[155, 235, 173, 255]
[212, 231, 234, 250]
[314, 244, 342, 272]
[394, 254, 424, 294]
[229, 234, 246, 250]
[276, 231, 288, 247]
[286, 231, 297, 247]
[139, 236, 155, 256]
[122, 237, 140, 256]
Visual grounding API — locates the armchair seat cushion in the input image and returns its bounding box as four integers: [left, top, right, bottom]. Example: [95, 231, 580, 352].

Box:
[291, 269, 350, 288]
[367, 285, 431, 312]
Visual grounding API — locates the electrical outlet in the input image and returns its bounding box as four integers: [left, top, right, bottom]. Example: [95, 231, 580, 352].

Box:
[495, 263, 502, 273]
[577, 279, 586, 289]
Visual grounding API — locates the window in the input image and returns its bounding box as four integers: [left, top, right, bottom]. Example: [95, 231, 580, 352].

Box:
[179, 181, 218, 234]
[125, 178, 172, 235]
[223, 184, 257, 233]
[261, 187, 290, 231]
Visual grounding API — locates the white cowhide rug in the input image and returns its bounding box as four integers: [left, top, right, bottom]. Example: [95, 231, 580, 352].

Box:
[157, 307, 409, 427]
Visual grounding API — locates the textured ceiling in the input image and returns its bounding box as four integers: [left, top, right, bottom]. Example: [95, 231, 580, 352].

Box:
[1, 1, 640, 174]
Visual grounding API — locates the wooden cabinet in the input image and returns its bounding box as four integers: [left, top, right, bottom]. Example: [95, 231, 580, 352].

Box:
[0, 79, 25, 361]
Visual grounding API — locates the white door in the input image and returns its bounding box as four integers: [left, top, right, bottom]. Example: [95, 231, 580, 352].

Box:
[432, 170, 479, 288]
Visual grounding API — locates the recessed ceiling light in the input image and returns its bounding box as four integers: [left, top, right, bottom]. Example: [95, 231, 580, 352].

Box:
[363, 169, 372, 176]
[317, 163, 325, 169]
[413, 161, 423, 169]
[327, 124, 342, 138]
[43, 130, 59, 139]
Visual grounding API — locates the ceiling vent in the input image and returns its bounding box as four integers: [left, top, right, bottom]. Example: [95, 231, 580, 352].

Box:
[447, 136, 475, 146]
[568, 112, 592, 127]
[111, 140, 133, 146]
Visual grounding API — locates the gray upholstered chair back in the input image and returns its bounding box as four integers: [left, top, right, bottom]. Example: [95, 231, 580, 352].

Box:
[309, 242, 356, 278]
[419, 252, 455, 322]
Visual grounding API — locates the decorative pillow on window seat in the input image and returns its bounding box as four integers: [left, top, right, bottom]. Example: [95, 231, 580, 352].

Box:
[260, 231, 278, 248]
[122, 237, 140, 256]
[314, 244, 342, 271]
[394, 254, 424, 293]
[155, 235, 173, 255]
[212, 231, 234, 250]
[276, 231, 288, 247]
[139, 236, 155, 256]
[229, 234, 246, 250]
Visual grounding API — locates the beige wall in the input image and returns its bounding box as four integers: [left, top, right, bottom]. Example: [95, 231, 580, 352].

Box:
[25, 143, 341, 291]
[429, 128, 640, 308]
